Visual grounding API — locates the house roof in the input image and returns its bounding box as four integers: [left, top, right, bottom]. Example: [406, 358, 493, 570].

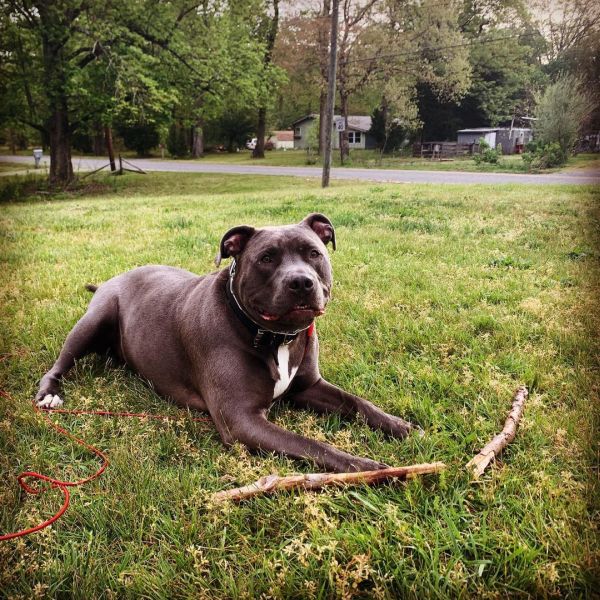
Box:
[292, 114, 318, 126]
[457, 128, 501, 133]
[292, 113, 372, 132]
[344, 116, 372, 132]
[272, 130, 294, 142]
[458, 127, 531, 133]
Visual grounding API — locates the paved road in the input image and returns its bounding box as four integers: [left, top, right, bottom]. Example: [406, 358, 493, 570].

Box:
[3, 155, 599, 185]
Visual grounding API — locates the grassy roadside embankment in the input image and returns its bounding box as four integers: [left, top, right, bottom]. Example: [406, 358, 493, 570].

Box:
[1, 173, 599, 597]
[3, 149, 599, 175]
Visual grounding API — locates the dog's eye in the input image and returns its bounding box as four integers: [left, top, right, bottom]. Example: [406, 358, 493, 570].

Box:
[260, 255, 272, 264]
[310, 249, 321, 258]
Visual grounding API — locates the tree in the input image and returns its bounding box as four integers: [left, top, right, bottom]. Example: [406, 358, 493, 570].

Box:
[533, 0, 600, 62]
[533, 74, 594, 156]
[0, 1, 269, 183]
[204, 109, 255, 153]
[167, 121, 189, 157]
[369, 93, 417, 155]
[0, 1, 178, 184]
[252, 0, 282, 159]
[272, 5, 326, 140]
[117, 122, 160, 157]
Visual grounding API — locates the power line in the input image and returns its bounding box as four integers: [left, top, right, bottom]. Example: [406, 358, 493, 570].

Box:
[303, 31, 540, 70]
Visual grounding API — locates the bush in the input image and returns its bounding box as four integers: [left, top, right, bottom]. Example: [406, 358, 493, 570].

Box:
[534, 75, 594, 156]
[473, 138, 501, 164]
[118, 122, 160, 157]
[167, 122, 189, 158]
[522, 142, 567, 170]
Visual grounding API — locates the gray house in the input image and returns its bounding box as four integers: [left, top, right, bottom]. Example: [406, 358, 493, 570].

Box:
[292, 114, 377, 150]
[457, 127, 533, 154]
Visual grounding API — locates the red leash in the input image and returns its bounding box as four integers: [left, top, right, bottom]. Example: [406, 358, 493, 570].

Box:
[1, 325, 315, 541]
[0, 389, 211, 541]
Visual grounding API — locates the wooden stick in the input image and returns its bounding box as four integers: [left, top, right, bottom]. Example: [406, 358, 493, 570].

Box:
[210, 462, 446, 503]
[466, 386, 528, 478]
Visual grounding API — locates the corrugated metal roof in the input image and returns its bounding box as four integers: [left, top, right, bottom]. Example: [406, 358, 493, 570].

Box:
[457, 128, 500, 133]
[458, 127, 532, 133]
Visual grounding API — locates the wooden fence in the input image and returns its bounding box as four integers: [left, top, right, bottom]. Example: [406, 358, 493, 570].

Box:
[413, 142, 479, 159]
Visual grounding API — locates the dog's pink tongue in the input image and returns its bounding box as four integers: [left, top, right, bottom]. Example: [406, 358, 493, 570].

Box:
[260, 312, 280, 321]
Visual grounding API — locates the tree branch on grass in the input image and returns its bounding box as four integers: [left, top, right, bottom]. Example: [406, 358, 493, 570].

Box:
[211, 386, 529, 502]
[466, 386, 528, 478]
[211, 462, 446, 503]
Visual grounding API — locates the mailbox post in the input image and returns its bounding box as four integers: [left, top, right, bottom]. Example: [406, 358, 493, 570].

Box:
[335, 118, 345, 165]
[33, 148, 43, 168]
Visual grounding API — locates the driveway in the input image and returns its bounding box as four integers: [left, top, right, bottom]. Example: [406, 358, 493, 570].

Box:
[3, 155, 599, 185]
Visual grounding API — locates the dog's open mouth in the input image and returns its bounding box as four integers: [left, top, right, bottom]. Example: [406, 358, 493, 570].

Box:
[259, 304, 325, 322]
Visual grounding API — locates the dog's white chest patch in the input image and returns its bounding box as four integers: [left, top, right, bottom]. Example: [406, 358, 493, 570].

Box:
[273, 344, 299, 399]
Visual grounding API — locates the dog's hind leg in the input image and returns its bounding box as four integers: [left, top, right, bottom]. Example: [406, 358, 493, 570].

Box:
[35, 298, 117, 408]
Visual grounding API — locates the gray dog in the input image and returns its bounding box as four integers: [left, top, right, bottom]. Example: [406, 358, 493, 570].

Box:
[35, 213, 416, 472]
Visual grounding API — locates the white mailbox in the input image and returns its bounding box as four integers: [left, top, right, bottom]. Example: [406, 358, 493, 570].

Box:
[33, 148, 43, 168]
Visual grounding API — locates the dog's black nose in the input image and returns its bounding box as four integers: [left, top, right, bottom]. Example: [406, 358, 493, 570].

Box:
[289, 275, 314, 292]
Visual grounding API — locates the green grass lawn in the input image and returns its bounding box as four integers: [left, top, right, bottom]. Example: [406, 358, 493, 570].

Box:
[0, 161, 32, 174]
[1, 173, 599, 598]
[172, 149, 600, 174]
[3, 146, 598, 175]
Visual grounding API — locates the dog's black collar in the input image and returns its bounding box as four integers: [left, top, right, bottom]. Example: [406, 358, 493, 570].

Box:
[225, 260, 310, 349]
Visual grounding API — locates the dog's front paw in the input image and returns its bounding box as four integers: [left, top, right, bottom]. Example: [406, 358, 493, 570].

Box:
[37, 394, 64, 409]
[384, 415, 416, 439]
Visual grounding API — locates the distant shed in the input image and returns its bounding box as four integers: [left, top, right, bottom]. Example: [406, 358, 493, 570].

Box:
[457, 127, 532, 154]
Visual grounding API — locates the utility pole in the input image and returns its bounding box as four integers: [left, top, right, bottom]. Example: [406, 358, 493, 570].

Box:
[321, 0, 339, 188]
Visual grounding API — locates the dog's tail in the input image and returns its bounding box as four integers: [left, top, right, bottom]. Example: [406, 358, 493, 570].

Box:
[85, 283, 98, 293]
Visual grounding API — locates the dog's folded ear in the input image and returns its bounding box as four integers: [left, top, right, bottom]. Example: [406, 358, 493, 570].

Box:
[215, 225, 256, 266]
[301, 213, 336, 250]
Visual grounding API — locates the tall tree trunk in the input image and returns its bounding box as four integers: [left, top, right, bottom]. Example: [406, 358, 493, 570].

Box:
[47, 102, 74, 185]
[40, 7, 74, 186]
[252, 108, 267, 159]
[104, 125, 116, 171]
[192, 122, 204, 158]
[252, 0, 279, 160]
[8, 129, 16, 155]
[318, 90, 327, 155]
[93, 125, 104, 156]
[318, 0, 331, 155]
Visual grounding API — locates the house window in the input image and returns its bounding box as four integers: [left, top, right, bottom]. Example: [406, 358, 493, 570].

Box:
[294, 126, 301, 138]
[348, 131, 361, 144]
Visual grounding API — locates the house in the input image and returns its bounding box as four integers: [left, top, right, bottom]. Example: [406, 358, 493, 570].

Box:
[267, 130, 294, 150]
[292, 114, 377, 150]
[457, 127, 533, 154]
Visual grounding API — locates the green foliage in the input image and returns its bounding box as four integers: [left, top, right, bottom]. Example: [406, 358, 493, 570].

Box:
[473, 138, 501, 164]
[417, 19, 546, 139]
[305, 117, 319, 164]
[522, 141, 567, 170]
[166, 122, 189, 158]
[369, 107, 409, 153]
[533, 75, 594, 155]
[117, 122, 160, 157]
[204, 109, 255, 152]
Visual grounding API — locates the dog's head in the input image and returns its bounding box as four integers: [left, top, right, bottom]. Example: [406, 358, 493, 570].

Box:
[216, 213, 336, 332]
